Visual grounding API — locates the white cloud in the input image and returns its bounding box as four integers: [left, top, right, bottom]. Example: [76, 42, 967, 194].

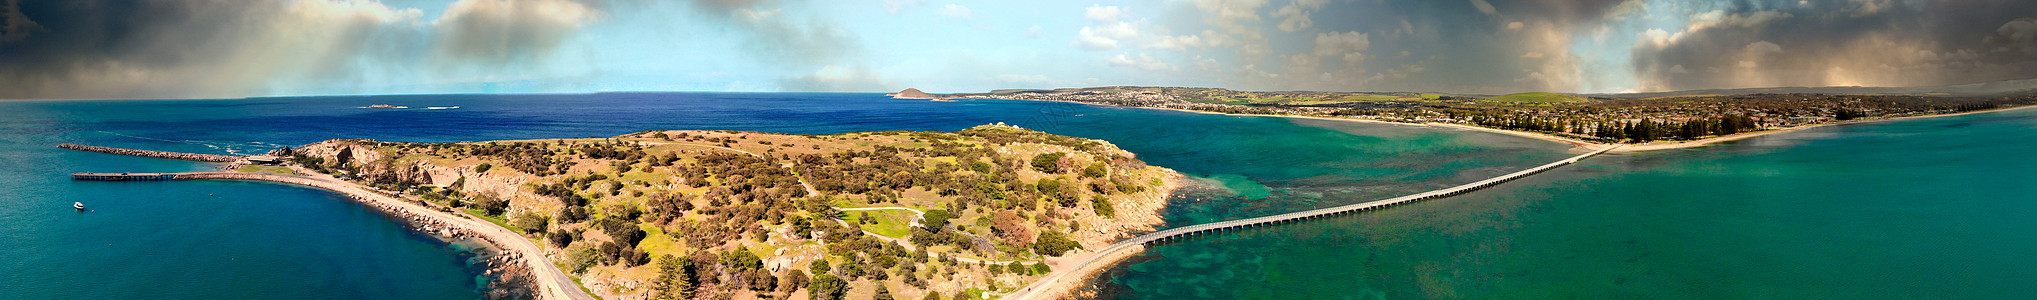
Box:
[1506, 21, 1524, 31]
[1272, 0, 1326, 32]
[1074, 5, 1139, 51]
[1469, 0, 1499, 17]
[1193, 56, 1222, 72]
[1313, 31, 1370, 68]
[1085, 5, 1124, 22]
[1107, 53, 1177, 71]
[1521, 51, 1544, 58]
[1075, 21, 1139, 50]
[935, 4, 970, 19]
[1150, 30, 1233, 51]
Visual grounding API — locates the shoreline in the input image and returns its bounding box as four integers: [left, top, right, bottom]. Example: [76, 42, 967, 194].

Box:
[971, 97, 2037, 153]
[181, 171, 592, 300]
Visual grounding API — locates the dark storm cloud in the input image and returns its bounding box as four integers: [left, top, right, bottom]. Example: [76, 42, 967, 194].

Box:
[1630, 0, 2037, 91]
[0, 0, 597, 100]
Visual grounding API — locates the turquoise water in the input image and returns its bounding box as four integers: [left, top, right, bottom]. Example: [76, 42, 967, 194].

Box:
[1098, 108, 2037, 298]
[0, 94, 1568, 298]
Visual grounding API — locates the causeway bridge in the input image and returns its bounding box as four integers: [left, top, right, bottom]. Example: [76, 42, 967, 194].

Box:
[1008, 146, 1619, 299]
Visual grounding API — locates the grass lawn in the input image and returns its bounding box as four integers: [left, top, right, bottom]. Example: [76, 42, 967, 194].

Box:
[464, 208, 524, 233]
[233, 165, 302, 175]
[841, 209, 916, 238]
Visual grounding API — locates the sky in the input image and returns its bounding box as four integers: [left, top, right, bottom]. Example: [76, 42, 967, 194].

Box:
[1, 0, 2035, 99]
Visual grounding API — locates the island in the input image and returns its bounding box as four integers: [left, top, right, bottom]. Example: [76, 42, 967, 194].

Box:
[929, 86, 2037, 152]
[274, 124, 1182, 299]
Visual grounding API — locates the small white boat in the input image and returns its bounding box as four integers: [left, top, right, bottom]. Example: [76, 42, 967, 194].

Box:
[73, 202, 85, 211]
[426, 106, 460, 110]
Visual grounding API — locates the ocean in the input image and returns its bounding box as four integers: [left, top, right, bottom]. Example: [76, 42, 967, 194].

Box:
[0, 93, 1566, 298]
[4, 93, 2026, 299]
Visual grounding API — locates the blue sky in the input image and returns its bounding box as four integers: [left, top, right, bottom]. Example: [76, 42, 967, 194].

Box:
[1, 0, 2034, 99]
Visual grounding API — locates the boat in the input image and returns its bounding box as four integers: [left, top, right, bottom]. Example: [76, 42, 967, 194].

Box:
[426, 106, 460, 110]
[73, 202, 84, 211]
[363, 104, 409, 109]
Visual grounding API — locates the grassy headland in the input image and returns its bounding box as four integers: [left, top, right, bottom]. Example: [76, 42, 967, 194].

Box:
[281, 124, 1180, 300]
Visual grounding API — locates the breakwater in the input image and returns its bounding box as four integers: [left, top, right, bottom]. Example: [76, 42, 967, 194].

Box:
[58, 144, 244, 162]
[72, 171, 585, 300]
[1010, 146, 1619, 300]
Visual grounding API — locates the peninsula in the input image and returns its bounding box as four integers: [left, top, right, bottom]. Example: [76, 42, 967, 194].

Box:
[923, 86, 2037, 152]
[274, 124, 1181, 299]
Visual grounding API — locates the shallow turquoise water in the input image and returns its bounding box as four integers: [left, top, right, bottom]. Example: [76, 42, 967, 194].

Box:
[1098, 108, 2037, 298]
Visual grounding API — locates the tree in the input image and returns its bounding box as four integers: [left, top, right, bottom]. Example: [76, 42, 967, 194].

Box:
[474, 163, 493, 173]
[809, 274, 849, 300]
[873, 283, 895, 300]
[922, 209, 953, 229]
[1080, 162, 1108, 178]
[511, 213, 549, 234]
[991, 210, 1035, 246]
[809, 259, 832, 275]
[547, 229, 575, 248]
[779, 269, 809, 293]
[656, 254, 696, 300]
[470, 193, 508, 216]
[1031, 230, 1081, 256]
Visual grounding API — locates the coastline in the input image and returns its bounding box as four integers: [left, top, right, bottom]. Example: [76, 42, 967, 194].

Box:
[1009, 169, 1187, 300]
[970, 97, 2037, 153]
[183, 171, 592, 300]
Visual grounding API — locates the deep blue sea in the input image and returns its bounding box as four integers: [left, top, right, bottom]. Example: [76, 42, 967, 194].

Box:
[6, 93, 2030, 299]
[0, 93, 1567, 298]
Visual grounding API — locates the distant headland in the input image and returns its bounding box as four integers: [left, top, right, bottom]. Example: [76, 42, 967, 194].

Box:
[916, 82, 2037, 152]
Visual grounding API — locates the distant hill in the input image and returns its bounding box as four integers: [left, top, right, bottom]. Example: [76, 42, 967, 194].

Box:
[1484, 92, 1587, 104]
[1589, 77, 2037, 99]
[888, 88, 939, 100]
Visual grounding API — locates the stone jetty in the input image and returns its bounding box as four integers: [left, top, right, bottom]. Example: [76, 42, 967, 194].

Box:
[58, 144, 244, 162]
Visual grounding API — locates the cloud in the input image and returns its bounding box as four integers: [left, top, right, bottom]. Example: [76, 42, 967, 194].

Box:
[935, 4, 970, 19]
[433, 0, 597, 67]
[0, 0, 37, 45]
[1085, 5, 1124, 22]
[777, 65, 894, 92]
[1469, 0, 1499, 17]
[1272, 0, 1327, 32]
[1506, 21, 1524, 31]
[1312, 31, 1369, 68]
[1999, 18, 2037, 55]
[1150, 30, 1233, 51]
[1074, 6, 1138, 51]
[1107, 53, 1176, 72]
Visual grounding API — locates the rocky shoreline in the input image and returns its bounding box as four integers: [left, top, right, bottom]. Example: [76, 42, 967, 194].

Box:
[178, 171, 543, 299]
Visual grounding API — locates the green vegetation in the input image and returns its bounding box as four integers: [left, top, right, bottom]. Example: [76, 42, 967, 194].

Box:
[233, 165, 301, 175]
[287, 126, 1177, 299]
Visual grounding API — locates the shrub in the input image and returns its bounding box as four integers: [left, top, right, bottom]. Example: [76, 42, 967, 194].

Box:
[1030, 152, 1066, 173]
